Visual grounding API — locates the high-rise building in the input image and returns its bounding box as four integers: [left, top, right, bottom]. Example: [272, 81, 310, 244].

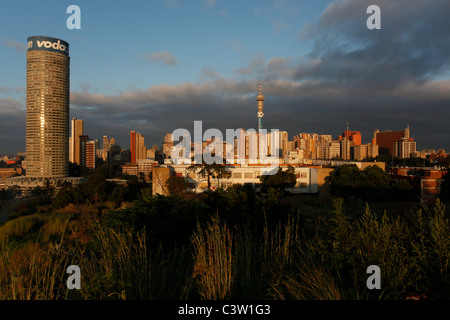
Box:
[279, 131, 288, 158]
[101, 135, 114, 162]
[341, 127, 362, 146]
[394, 138, 417, 159]
[26, 36, 70, 178]
[69, 137, 73, 162]
[256, 82, 265, 131]
[130, 131, 136, 164]
[315, 135, 332, 159]
[103, 135, 111, 150]
[79, 135, 89, 167]
[84, 140, 96, 170]
[70, 118, 84, 165]
[354, 143, 379, 161]
[294, 133, 317, 159]
[340, 137, 351, 160]
[328, 141, 341, 159]
[372, 126, 410, 155]
[162, 133, 174, 160]
[130, 131, 146, 164]
[234, 128, 246, 163]
[136, 132, 146, 161]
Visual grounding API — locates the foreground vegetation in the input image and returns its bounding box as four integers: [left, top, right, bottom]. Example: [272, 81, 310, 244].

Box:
[1, 184, 449, 299]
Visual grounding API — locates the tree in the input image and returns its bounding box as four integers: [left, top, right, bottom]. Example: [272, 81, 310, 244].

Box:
[5, 186, 21, 200]
[166, 175, 189, 196]
[441, 155, 450, 170]
[327, 164, 414, 201]
[52, 186, 75, 209]
[126, 175, 148, 201]
[259, 166, 296, 192]
[90, 163, 113, 182]
[188, 160, 229, 191]
[111, 184, 127, 207]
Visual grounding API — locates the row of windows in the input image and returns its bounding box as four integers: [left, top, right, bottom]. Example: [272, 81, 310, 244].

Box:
[27, 56, 68, 63]
[26, 112, 69, 116]
[26, 148, 68, 152]
[27, 101, 69, 104]
[27, 126, 69, 129]
[26, 141, 68, 145]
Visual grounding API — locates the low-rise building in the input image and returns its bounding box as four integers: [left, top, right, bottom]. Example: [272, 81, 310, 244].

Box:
[389, 166, 446, 202]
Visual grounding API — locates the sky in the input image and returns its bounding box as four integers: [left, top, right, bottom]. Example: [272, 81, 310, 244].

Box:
[1, 0, 449, 155]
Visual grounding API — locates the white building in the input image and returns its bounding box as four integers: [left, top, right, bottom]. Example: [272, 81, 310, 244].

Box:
[167, 164, 319, 194]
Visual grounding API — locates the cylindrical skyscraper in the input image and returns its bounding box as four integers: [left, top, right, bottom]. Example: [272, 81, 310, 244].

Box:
[26, 36, 70, 178]
[256, 82, 264, 131]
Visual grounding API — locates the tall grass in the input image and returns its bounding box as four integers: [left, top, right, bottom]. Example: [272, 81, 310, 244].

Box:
[0, 216, 193, 300]
[191, 214, 235, 300]
[0, 218, 72, 299]
[1, 199, 449, 300]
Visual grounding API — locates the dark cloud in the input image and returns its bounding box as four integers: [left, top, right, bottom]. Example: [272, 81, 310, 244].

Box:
[0, 97, 25, 154]
[299, 0, 450, 86]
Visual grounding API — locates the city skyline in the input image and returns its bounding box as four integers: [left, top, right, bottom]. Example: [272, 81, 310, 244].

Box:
[1, 0, 450, 154]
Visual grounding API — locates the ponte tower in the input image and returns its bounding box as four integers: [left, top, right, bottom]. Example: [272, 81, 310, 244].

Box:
[26, 36, 70, 178]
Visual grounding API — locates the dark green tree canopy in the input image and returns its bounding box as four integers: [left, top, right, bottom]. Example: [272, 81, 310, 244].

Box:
[259, 166, 296, 192]
[327, 164, 414, 201]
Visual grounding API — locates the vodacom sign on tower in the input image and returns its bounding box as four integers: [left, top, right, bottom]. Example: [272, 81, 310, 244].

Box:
[27, 36, 69, 55]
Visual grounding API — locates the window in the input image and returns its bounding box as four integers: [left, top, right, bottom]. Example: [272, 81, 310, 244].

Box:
[233, 172, 242, 179]
[244, 172, 253, 179]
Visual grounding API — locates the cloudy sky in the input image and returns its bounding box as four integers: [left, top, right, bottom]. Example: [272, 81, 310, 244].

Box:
[1, 0, 449, 155]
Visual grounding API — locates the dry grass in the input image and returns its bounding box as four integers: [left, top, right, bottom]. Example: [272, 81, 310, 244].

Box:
[1, 199, 449, 300]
